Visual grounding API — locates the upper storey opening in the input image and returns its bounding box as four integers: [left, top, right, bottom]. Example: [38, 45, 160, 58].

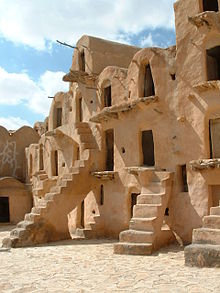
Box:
[202, 0, 219, 12]
[206, 46, 220, 81]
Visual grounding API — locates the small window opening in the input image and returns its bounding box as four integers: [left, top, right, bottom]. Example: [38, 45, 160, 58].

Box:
[76, 147, 80, 160]
[81, 200, 85, 228]
[53, 150, 58, 176]
[144, 64, 155, 97]
[29, 154, 33, 176]
[100, 185, 104, 205]
[56, 108, 62, 127]
[131, 193, 139, 218]
[181, 165, 188, 192]
[142, 130, 155, 166]
[70, 106, 72, 112]
[121, 147, 125, 154]
[206, 46, 220, 81]
[80, 50, 85, 72]
[104, 85, 112, 107]
[105, 129, 114, 171]
[79, 97, 83, 122]
[203, 0, 218, 12]
[62, 162, 65, 167]
[39, 145, 44, 171]
[165, 208, 169, 216]
[0, 197, 10, 222]
[170, 74, 176, 81]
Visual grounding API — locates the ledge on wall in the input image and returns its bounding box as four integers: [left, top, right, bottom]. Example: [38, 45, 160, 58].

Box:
[188, 11, 220, 30]
[63, 70, 98, 84]
[193, 80, 220, 93]
[190, 158, 220, 171]
[90, 95, 159, 123]
[91, 171, 117, 180]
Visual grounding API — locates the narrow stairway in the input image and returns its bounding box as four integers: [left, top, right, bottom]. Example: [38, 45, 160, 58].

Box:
[2, 151, 97, 248]
[185, 205, 220, 267]
[114, 171, 175, 255]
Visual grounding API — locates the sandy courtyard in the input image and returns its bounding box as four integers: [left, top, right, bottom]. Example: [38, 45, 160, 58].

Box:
[0, 225, 219, 293]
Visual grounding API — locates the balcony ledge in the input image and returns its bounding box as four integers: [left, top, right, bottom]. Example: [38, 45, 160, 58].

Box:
[91, 171, 117, 180]
[190, 159, 220, 171]
[188, 11, 220, 30]
[63, 70, 98, 84]
[193, 80, 220, 93]
[90, 95, 159, 123]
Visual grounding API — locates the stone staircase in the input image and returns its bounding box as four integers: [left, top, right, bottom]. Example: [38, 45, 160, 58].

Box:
[114, 171, 176, 255]
[2, 149, 97, 248]
[185, 205, 220, 267]
[32, 171, 57, 198]
[75, 122, 97, 152]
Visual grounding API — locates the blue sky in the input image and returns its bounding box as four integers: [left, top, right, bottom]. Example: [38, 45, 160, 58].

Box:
[0, 0, 176, 129]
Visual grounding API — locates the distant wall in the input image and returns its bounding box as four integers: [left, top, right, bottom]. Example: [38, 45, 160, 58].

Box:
[0, 126, 40, 182]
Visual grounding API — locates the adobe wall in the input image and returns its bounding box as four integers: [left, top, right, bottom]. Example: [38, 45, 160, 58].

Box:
[0, 177, 32, 224]
[0, 126, 40, 182]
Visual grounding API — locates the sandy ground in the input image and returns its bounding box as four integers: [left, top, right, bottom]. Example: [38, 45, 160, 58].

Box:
[0, 225, 219, 293]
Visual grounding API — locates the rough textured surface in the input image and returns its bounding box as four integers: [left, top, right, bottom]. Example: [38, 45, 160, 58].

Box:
[185, 244, 220, 268]
[1, 226, 220, 293]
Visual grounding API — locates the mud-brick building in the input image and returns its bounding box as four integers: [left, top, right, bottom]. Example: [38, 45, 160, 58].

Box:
[2, 0, 220, 268]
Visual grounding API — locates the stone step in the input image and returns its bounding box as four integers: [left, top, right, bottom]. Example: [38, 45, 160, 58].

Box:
[119, 230, 154, 243]
[31, 206, 47, 215]
[10, 228, 29, 238]
[133, 204, 161, 218]
[81, 142, 96, 150]
[193, 228, 220, 245]
[62, 173, 73, 180]
[129, 217, 157, 231]
[2, 236, 19, 248]
[25, 213, 41, 222]
[210, 206, 220, 216]
[203, 215, 220, 229]
[73, 160, 85, 168]
[38, 174, 48, 180]
[45, 192, 58, 201]
[184, 243, 220, 268]
[142, 182, 164, 194]
[17, 220, 34, 230]
[137, 193, 164, 204]
[114, 242, 153, 255]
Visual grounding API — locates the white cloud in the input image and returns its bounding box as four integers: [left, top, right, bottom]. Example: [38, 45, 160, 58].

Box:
[140, 33, 155, 48]
[0, 67, 69, 115]
[0, 0, 176, 50]
[0, 116, 31, 130]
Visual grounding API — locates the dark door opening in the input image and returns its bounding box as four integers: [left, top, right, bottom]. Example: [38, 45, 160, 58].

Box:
[52, 150, 58, 176]
[79, 97, 83, 122]
[104, 85, 112, 107]
[0, 197, 10, 223]
[142, 130, 155, 166]
[203, 0, 218, 12]
[55, 150, 58, 176]
[209, 118, 220, 158]
[56, 108, 62, 127]
[81, 200, 84, 228]
[181, 165, 188, 192]
[100, 185, 104, 205]
[144, 64, 155, 97]
[207, 46, 220, 81]
[39, 145, 44, 171]
[131, 193, 139, 218]
[80, 50, 85, 72]
[105, 129, 114, 171]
